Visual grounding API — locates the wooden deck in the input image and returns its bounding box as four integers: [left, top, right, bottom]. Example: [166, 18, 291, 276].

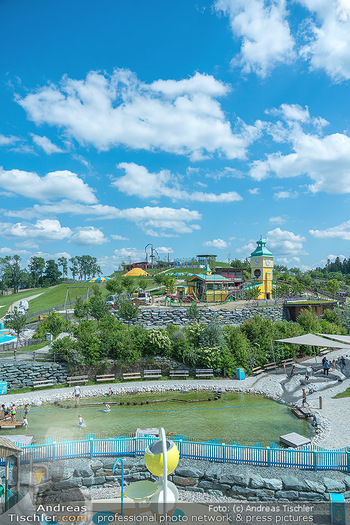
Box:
[0, 420, 24, 429]
[280, 432, 311, 448]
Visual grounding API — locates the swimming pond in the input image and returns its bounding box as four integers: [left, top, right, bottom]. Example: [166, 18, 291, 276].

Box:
[1, 391, 314, 443]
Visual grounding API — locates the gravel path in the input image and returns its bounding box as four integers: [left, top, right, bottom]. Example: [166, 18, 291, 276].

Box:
[2, 349, 349, 450]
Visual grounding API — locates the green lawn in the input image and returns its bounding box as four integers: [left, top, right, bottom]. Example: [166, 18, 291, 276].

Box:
[28, 282, 107, 313]
[333, 388, 350, 399]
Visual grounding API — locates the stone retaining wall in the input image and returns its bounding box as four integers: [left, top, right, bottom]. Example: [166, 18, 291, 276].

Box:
[9, 457, 350, 503]
[0, 360, 68, 389]
[115, 306, 286, 328]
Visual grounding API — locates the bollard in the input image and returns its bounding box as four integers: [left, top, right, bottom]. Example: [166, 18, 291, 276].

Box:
[319, 396, 322, 409]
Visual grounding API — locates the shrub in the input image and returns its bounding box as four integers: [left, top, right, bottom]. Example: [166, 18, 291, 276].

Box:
[146, 328, 172, 357]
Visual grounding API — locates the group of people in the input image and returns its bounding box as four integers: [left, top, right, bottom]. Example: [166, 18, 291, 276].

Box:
[0, 403, 29, 428]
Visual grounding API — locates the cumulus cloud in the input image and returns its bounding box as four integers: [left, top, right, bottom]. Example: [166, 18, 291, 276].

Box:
[269, 216, 287, 223]
[310, 220, 350, 240]
[203, 238, 229, 249]
[111, 234, 129, 241]
[31, 134, 63, 154]
[3, 201, 202, 237]
[0, 219, 72, 241]
[155, 246, 174, 254]
[0, 247, 30, 255]
[276, 256, 301, 264]
[273, 190, 298, 199]
[326, 253, 346, 261]
[0, 134, 19, 146]
[0, 168, 96, 203]
[299, 0, 350, 81]
[266, 103, 311, 123]
[248, 187, 259, 194]
[114, 162, 243, 203]
[69, 226, 108, 245]
[17, 69, 260, 160]
[214, 0, 296, 77]
[267, 227, 307, 254]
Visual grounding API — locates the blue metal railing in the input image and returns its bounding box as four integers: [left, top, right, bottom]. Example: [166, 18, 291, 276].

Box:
[2, 433, 349, 472]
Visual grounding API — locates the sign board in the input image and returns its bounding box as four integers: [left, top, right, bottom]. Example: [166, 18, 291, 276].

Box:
[0, 381, 7, 395]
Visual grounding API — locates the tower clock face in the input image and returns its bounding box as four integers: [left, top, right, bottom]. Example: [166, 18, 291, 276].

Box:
[253, 258, 260, 266]
[254, 269, 261, 278]
[265, 259, 272, 266]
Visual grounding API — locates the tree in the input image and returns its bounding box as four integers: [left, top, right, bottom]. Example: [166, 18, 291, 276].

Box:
[117, 299, 139, 329]
[164, 276, 177, 294]
[187, 302, 201, 322]
[137, 278, 147, 291]
[106, 277, 124, 296]
[28, 256, 46, 287]
[88, 289, 109, 326]
[70, 257, 79, 280]
[1, 255, 24, 293]
[43, 260, 61, 286]
[74, 297, 89, 320]
[327, 279, 340, 298]
[122, 276, 137, 296]
[58, 257, 68, 279]
[6, 307, 27, 358]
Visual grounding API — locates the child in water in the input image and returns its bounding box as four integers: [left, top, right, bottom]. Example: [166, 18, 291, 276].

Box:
[23, 416, 28, 429]
[78, 415, 85, 427]
[104, 403, 111, 412]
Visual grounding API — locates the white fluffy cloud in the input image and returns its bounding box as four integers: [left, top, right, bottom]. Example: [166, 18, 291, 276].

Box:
[0, 219, 72, 241]
[276, 256, 301, 264]
[155, 246, 174, 254]
[203, 238, 229, 249]
[310, 220, 350, 240]
[111, 234, 129, 241]
[31, 134, 63, 154]
[17, 70, 260, 160]
[69, 226, 108, 245]
[114, 163, 242, 202]
[0, 168, 96, 203]
[214, 0, 296, 77]
[269, 216, 287, 224]
[3, 201, 202, 237]
[0, 134, 19, 146]
[274, 190, 298, 199]
[299, 0, 350, 81]
[267, 228, 307, 254]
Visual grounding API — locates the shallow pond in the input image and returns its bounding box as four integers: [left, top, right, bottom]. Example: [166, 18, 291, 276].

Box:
[3, 391, 314, 444]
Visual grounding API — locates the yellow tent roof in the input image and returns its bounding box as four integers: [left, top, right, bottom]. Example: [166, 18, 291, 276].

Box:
[123, 268, 148, 277]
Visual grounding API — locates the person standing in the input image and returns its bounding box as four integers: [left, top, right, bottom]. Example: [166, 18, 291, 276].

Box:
[302, 388, 309, 408]
[73, 385, 81, 407]
[340, 356, 346, 373]
[324, 359, 330, 375]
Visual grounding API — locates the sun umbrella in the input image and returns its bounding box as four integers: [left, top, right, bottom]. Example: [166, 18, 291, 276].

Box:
[85, 276, 110, 283]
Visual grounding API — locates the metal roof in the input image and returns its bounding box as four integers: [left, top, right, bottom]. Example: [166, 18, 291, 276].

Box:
[185, 274, 230, 282]
[251, 238, 273, 257]
[0, 437, 22, 458]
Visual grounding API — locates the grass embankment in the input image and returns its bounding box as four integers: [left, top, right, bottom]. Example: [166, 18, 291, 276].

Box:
[28, 282, 107, 313]
[0, 290, 50, 314]
[333, 388, 350, 399]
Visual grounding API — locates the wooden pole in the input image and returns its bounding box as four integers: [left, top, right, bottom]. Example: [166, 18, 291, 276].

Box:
[16, 453, 20, 502]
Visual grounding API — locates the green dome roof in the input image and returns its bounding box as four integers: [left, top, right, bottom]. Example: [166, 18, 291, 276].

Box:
[250, 238, 273, 257]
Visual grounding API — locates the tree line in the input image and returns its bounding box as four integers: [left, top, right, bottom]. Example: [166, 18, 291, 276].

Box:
[0, 255, 102, 293]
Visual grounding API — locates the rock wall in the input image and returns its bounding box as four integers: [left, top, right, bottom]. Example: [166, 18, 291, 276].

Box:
[9, 457, 350, 503]
[115, 306, 286, 328]
[0, 360, 68, 389]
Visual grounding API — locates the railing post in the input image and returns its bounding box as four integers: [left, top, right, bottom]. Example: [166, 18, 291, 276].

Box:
[347, 448, 350, 473]
[53, 441, 56, 463]
[313, 450, 318, 471]
[222, 443, 226, 464]
[179, 439, 183, 459]
[134, 436, 137, 458]
[90, 438, 94, 459]
[266, 446, 271, 467]
[33, 351, 36, 362]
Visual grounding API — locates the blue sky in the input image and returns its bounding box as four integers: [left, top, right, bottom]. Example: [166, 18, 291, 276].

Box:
[1, 0, 350, 274]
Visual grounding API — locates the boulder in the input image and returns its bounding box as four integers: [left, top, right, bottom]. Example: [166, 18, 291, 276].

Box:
[323, 478, 346, 493]
[281, 475, 306, 492]
[263, 478, 283, 491]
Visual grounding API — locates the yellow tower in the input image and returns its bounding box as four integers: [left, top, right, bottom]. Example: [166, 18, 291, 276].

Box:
[250, 236, 274, 300]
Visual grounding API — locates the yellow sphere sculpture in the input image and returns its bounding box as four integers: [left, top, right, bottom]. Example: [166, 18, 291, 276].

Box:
[144, 439, 179, 477]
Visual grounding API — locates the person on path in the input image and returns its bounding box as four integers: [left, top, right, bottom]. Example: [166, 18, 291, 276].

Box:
[73, 385, 81, 407]
[108, 387, 113, 396]
[324, 359, 330, 375]
[302, 388, 309, 408]
[290, 365, 295, 377]
[340, 356, 346, 373]
[332, 359, 336, 371]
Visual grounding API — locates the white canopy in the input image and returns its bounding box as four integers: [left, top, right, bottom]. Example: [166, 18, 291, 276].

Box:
[316, 333, 350, 344]
[275, 333, 350, 349]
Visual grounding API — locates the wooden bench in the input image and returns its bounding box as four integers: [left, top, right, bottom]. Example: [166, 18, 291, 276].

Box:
[33, 379, 54, 389]
[195, 369, 214, 378]
[67, 375, 88, 386]
[122, 372, 142, 381]
[263, 362, 276, 371]
[319, 348, 329, 356]
[281, 358, 294, 367]
[251, 366, 263, 376]
[95, 374, 116, 382]
[169, 370, 189, 379]
[144, 369, 162, 379]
